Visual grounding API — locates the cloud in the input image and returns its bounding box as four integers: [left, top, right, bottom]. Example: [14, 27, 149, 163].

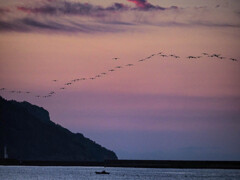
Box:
[0, 16, 130, 33]
[0, 0, 239, 33]
[0, 20, 29, 32]
[127, 0, 155, 9]
[17, 1, 129, 16]
[16, 0, 172, 17]
[0, 7, 10, 14]
[127, 0, 166, 10]
[16, 0, 169, 16]
[17, 5, 57, 15]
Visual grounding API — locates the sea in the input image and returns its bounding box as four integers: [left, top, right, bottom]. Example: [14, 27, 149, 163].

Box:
[0, 166, 240, 180]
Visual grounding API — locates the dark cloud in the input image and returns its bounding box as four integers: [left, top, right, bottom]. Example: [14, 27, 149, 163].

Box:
[17, 1, 128, 16]
[16, 0, 169, 17]
[0, 17, 128, 33]
[127, 0, 155, 9]
[9, 0, 174, 33]
[0, 20, 29, 32]
[0, 8, 10, 15]
[17, 3, 93, 16]
[127, 0, 166, 10]
[0, 0, 238, 33]
[17, 6, 57, 15]
[22, 18, 62, 30]
[106, 3, 129, 11]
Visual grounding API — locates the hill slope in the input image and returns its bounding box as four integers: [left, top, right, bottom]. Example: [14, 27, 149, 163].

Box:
[0, 96, 117, 161]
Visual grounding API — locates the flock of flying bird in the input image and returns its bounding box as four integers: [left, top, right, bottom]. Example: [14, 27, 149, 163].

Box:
[0, 52, 238, 99]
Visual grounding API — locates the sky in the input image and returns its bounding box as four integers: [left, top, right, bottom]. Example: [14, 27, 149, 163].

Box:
[0, 0, 240, 160]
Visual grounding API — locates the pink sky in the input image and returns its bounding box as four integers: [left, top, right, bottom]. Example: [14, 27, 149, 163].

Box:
[0, 0, 240, 160]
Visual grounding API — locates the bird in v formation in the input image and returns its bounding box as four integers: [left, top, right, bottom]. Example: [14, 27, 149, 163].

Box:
[1, 51, 238, 98]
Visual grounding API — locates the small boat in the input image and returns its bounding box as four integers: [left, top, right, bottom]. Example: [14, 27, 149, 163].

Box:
[95, 170, 110, 175]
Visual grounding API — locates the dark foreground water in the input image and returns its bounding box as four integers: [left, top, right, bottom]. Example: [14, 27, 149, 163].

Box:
[0, 166, 240, 180]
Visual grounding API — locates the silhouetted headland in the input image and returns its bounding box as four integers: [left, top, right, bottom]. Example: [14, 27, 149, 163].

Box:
[0, 96, 117, 161]
[1, 96, 239, 169]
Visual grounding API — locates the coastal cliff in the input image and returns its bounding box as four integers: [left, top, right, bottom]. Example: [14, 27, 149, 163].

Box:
[0, 96, 117, 161]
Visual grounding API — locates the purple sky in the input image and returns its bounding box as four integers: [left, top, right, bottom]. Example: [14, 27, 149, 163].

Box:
[0, 0, 240, 160]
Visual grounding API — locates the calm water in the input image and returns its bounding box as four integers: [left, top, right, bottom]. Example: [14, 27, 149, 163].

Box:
[0, 166, 240, 180]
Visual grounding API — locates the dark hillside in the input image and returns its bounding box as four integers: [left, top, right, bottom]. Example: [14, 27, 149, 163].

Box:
[0, 96, 117, 161]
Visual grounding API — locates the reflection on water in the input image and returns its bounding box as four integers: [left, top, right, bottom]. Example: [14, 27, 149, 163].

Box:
[0, 166, 240, 180]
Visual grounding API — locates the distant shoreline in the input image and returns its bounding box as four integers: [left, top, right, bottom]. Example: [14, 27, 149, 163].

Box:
[1, 159, 240, 169]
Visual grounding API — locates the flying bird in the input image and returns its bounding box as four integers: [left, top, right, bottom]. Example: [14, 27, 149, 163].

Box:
[3, 50, 238, 101]
[213, 54, 221, 57]
[230, 58, 237, 61]
[209, 54, 220, 58]
[160, 54, 168, 57]
[115, 66, 122, 69]
[187, 56, 196, 59]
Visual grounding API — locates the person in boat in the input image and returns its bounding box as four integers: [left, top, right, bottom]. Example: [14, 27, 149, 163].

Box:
[95, 170, 110, 174]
